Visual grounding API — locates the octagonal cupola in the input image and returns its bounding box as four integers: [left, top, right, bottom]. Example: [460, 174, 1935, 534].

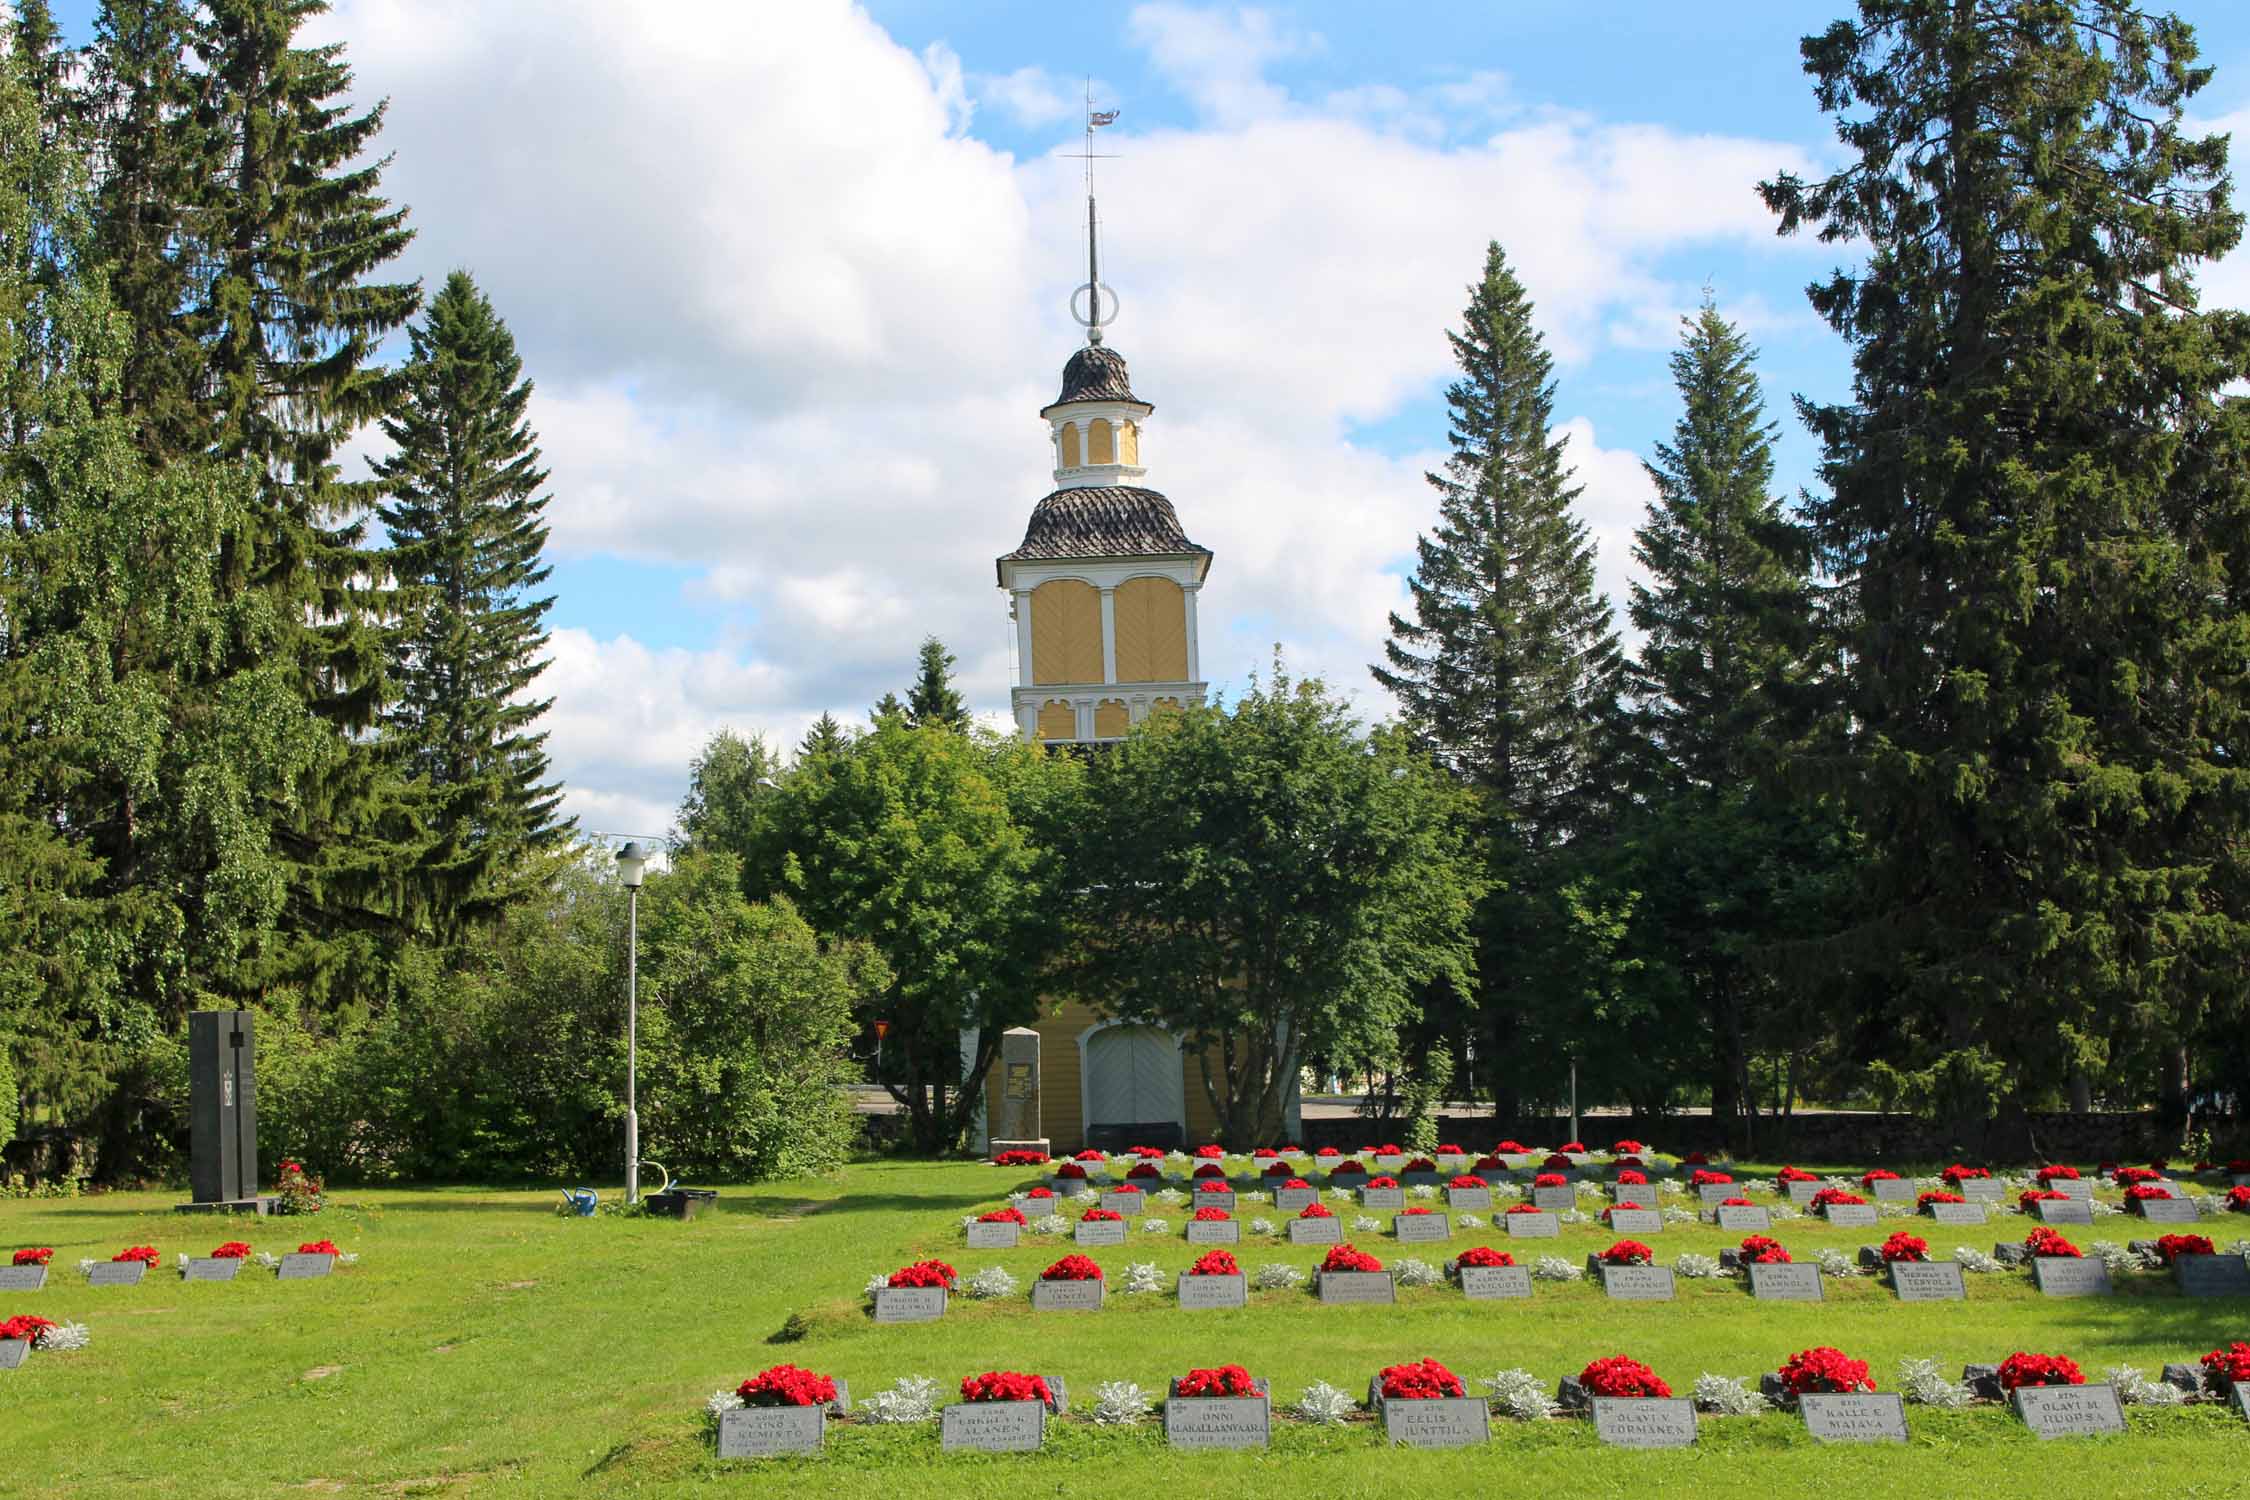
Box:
[1042, 344, 1152, 488]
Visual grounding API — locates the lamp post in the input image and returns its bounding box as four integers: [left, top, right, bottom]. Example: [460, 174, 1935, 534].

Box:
[615, 840, 650, 1203]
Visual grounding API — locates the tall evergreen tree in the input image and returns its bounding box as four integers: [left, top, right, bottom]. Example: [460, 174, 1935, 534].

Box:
[905, 635, 971, 732]
[798, 712, 850, 762]
[1763, 0, 2250, 1148]
[674, 730, 783, 863]
[374, 270, 566, 934]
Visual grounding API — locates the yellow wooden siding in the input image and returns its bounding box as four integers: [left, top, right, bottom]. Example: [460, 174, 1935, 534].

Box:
[982, 999, 1241, 1153]
[1059, 424, 1081, 468]
[1120, 421, 1140, 465]
[1035, 699, 1077, 742]
[1030, 579, 1102, 685]
[1149, 696, 1181, 716]
[1093, 699, 1129, 738]
[1088, 418, 1116, 465]
[1114, 577, 1187, 683]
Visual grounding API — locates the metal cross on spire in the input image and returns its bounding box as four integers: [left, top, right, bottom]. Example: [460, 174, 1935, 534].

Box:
[1064, 81, 1119, 345]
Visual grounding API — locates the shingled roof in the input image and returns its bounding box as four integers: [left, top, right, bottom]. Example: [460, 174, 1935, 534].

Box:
[997, 486, 1211, 576]
[1041, 344, 1149, 413]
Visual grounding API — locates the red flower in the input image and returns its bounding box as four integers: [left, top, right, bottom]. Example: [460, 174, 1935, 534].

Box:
[1495, 1140, 1528, 1154]
[1379, 1357, 1464, 1400]
[1405, 1158, 1436, 1173]
[1690, 1169, 1733, 1187]
[1777, 1346, 1875, 1396]
[1282, 1177, 1311, 1189]
[1541, 1153, 1573, 1170]
[1579, 1355, 1671, 1399]
[1127, 1163, 1161, 1179]
[1474, 1154, 1505, 1170]
[1997, 1353, 2084, 1390]
[1615, 1169, 1648, 1186]
[1195, 1180, 1231, 1194]
[1504, 1203, 1545, 1216]
[114, 1246, 159, 1265]
[10, 1249, 52, 1267]
[1560, 1141, 1587, 1153]
[993, 1149, 1050, 1166]
[1195, 1144, 1225, 1159]
[1612, 1139, 1646, 1155]
[1739, 1235, 1791, 1264]
[1376, 1143, 1404, 1155]
[1858, 1169, 1900, 1189]
[1079, 1208, 1123, 1223]
[1776, 1166, 1819, 1183]
[1024, 1186, 1054, 1199]
[1191, 1206, 1232, 1222]
[1681, 1152, 1709, 1165]
[2155, 1233, 2216, 1262]
[887, 1259, 958, 1290]
[1719, 1197, 1754, 1207]
[1364, 1175, 1400, 1190]
[1532, 1173, 1568, 1188]
[1615, 1156, 1646, 1170]
[1438, 1143, 1467, 1155]
[1598, 1240, 1654, 1266]
[210, 1241, 253, 1259]
[1298, 1201, 1336, 1219]
[1130, 1146, 1166, 1159]
[1253, 1148, 1279, 1159]
[1109, 1184, 1144, 1198]
[1399, 1206, 1434, 1217]
[2034, 1165, 2080, 1184]
[737, 1363, 838, 1408]
[2018, 1189, 2066, 1210]
[1315, 1146, 1341, 1157]
[1176, 1364, 1257, 1397]
[2123, 1184, 2176, 1208]
[1809, 1188, 1867, 1209]
[2200, 1342, 2250, 1395]
[1940, 1164, 1990, 1185]
[1073, 1149, 1105, 1162]
[2226, 1185, 2250, 1212]
[1917, 1191, 1966, 1209]
[1451, 1175, 1489, 1189]
[1187, 1249, 1240, 1277]
[961, 1371, 1051, 1404]
[1193, 1163, 1226, 1179]
[1054, 1162, 1088, 1179]
[0, 1314, 56, 1347]
[1328, 1160, 1367, 1178]
[981, 1207, 1029, 1226]
[1040, 1254, 1103, 1282]
[1879, 1232, 1928, 1263]
[1320, 1243, 1383, 1273]
[2022, 1228, 2081, 1259]
[296, 1240, 340, 1256]
[1455, 1246, 1515, 1268]
[2112, 1166, 2161, 1186]
[1263, 1161, 1293, 1177]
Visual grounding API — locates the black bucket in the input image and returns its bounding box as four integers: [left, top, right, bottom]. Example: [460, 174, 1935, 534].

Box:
[645, 1187, 719, 1220]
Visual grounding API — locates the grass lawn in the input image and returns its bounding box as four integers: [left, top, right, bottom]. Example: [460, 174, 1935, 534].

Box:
[4, 1159, 2248, 1498]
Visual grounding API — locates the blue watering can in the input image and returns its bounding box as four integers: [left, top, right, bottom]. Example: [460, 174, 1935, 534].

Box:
[560, 1188, 599, 1217]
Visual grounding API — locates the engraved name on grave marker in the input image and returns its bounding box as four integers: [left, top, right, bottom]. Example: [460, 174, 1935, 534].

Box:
[1317, 1271, 1396, 1305]
[1288, 1215, 1343, 1245]
[2012, 1383, 2127, 1438]
[1458, 1264, 1533, 1300]
[1447, 1187, 1493, 1213]
[965, 1221, 1020, 1250]
[1531, 1187, 1577, 1212]
[1926, 1202, 1989, 1227]
[717, 1405, 824, 1458]
[1599, 1264, 1676, 1301]
[1031, 1278, 1104, 1311]
[1592, 1397, 1698, 1448]
[2175, 1253, 2250, 1298]
[87, 1262, 145, 1287]
[1716, 1205, 1772, 1232]
[2035, 1197, 2094, 1226]
[1380, 1397, 1489, 1449]
[2030, 1256, 2112, 1298]
[1393, 1213, 1450, 1244]
[872, 1286, 946, 1323]
[1074, 1220, 1127, 1248]
[1176, 1273, 1248, 1309]
[1798, 1392, 1909, 1443]
[1164, 1392, 1269, 1450]
[1359, 1187, 1405, 1212]
[0, 1265, 46, 1292]
[1504, 1211, 1560, 1239]
[1605, 1208, 1664, 1236]
[1823, 1203, 1880, 1228]
[1888, 1261, 1966, 1301]
[184, 1257, 241, 1282]
[2132, 1197, 2202, 1224]
[940, 1400, 1045, 1452]
[1747, 1261, 1824, 1301]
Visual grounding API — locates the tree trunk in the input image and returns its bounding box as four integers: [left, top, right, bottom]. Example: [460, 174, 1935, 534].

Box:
[2067, 1072, 2092, 1113]
[2155, 1044, 2191, 1149]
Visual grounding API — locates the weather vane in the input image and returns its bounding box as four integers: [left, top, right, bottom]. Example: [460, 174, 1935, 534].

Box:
[1063, 81, 1119, 344]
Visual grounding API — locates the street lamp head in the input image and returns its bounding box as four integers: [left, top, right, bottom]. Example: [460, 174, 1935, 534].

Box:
[614, 840, 650, 889]
[757, 776, 780, 790]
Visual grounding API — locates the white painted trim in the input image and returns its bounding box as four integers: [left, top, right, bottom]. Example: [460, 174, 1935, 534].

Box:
[1098, 586, 1118, 684]
[1076, 1019, 1188, 1139]
[1012, 588, 1035, 689]
[1184, 582, 1202, 681]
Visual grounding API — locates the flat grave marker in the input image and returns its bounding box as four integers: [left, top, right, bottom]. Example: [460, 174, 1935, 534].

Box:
[1887, 1261, 1966, 1302]
[1380, 1397, 1489, 1449]
[1716, 1205, 1772, 1233]
[2053, 1177, 2094, 1200]
[1747, 1261, 1823, 1302]
[1164, 1391, 1269, 1450]
[1598, 1264, 1676, 1301]
[2012, 1383, 2126, 1439]
[716, 1405, 823, 1458]
[1050, 1175, 1102, 1194]
[1190, 1191, 1238, 1216]
[87, 1262, 145, 1287]
[1175, 1273, 1247, 1309]
[183, 1257, 241, 1282]
[1317, 1271, 1396, 1305]
[1798, 1392, 1909, 1444]
[1610, 1186, 1657, 1208]
[965, 1222, 1019, 1250]
[2131, 1198, 2202, 1225]
[1503, 1211, 1560, 1239]
[1605, 1208, 1664, 1236]
[2030, 1257, 2111, 1298]
[2034, 1197, 2094, 1226]
[1099, 1190, 1149, 1215]
[1695, 1183, 1741, 1207]
[1446, 1186, 1493, 1213]
[1592, 1397, 1698, 1449]
[2175, 1254, 2250, 1299]
[1287, 1216, 1343, 1245]
[1868, 1178, 1914, 1202]
[0, 1339, 27, 1372]
[1393, 1213, 1450, 1244]
[1926, 1202, 1988, 1227]
[1031, 1278, 1103, 1312]
[1073, 1220, 1126, 1248]
[1531, 1187, 1577, 1212]
[1273, 1188, 1318, 1214]
[1822, 1203, 1879, 1229]
[1434, 1154, 1471, 1174]
[1958, 1179, 2005, 1202]
[2235, 1384, 2248, 1422]
[0, 1266, 47, 1292]
[1458, 1264, 1532, 1300]
[1784, 1180, 1823, 1205]
[1359, 1187, 1405, 1212]
[871, 1286, 945, 1323]
[940, 1400, 1044, 1453]
[1185, 1219, 1240, 1245]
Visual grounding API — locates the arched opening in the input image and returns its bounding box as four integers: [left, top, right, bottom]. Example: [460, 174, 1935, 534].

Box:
[1030, 579, 1102, 684]
[1119, 421, 1140, 465]
[1087, 418, 1116, 465]
[1058, 423, 1081, 469]
[1080, 1022, 1185, 1144]
[1036, 699, 1077, 742]
[1112, 576, 1188, 682]
[1093, 699, 1129, 738]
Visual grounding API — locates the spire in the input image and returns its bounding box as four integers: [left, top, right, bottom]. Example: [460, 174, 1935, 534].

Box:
[1068, 88, 1119, 345]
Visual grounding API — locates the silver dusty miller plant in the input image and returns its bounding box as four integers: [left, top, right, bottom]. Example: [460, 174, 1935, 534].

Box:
[964, 1265, 1019, 1300]
[1480, 1368, 1558, 1420]
[1952, 1246, 2004, 1273]
[1254, 1262, 1306, 1291]
[1897, 1357, 1972, 1409]
[1673, 1253, 1723, 1279]
[1029, 1213, 1067, 1236]
[1294, 1380, 1356, 1425]
[1138, 1219, 1169, 1235]
[1531, 1255, 1583, 1281]
[2106, 1365, 2185, 1406]
[1120, 1261, 1165, 1295]
[1394, 1257, 1441, 1288]
[1691, 1373, 1770, 1415]
[859, 1376, 940, 1424]
[1089, 1380, 1153, 1426]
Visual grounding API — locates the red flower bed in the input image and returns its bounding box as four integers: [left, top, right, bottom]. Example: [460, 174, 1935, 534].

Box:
[2201, 1342, 2250, 1395]
[1690, 1169, 1733, 1187]
[1364, 1176, 1400, 1190]
[1375, 1143, 1404, 1155]
[1299, 1202, 1336, 1219]
[1130, 1146, 1166, 1159]
[1505, 1203, 1545, 1216]
[2229, 1159, 2250, 1175]
[2227, 1185, 2250, 1212]
[1195, 1144, 1225, 1159]
[211, 1241, 253, 1259]
[1072, 1149, 1105, 1162]
[1282, 1177, 1311, 1190]
[1776, 1166, 1819, 1183]
[1495, 1140, 1528, 1154]
[1917, 1191, 1966, 1210]
[1451, 1175, 1488, 1190]
[1263, 1161, 1293, 1177]
[1024, 1186, 1054, 1200]
[291, 1238, 332, 1256]
[1719, 1196, 1753, 1207]
[2123, 1184, 2175, 1210]
[2112, 1166, 2161, 1186]
[1473, 1154, 1505, 1171]
[1195, 1180, 1231, 1195]
[1615, 1169, 1648, 1186]
[1328, 1160, 1367, 1178]
[1615, 1156, 1646, 1170]
[1108, 1184, 1144, 1199]
[1858, 1169, 1900, 1189]
[2019, 1189, 2066, 1211]
[2034, 1164, 2080, 1184]
[1379, 1357, 1464, 1399]
[0, 1314, 56, 1346]
[1809, 1188, 1867, 1209]
[1315, 1146, 1342, 1158]
[961, 1371, 1051, 1404]
[114, 1246, 160, 1265]
[1175, 1364, 1257, 1397]
[1438, 1143, 1467, 1155]
[1560, 1141, 1587, 1154]
[1940, 1164, 1990, 1186]
[1599, 1240, 1654, 1266]
[1191, 1206, 1232, 1222]
[10, 1249, 52, 1267]
[1080, 1208, 1124, 1223]
[1187, 1250, 1240, 1277]
[978, 1207, 1027, 1225]
[1456, 1246, 1515, 1268]
[887, 1259, 958, 1290]
[1040, 1254, 1103, 1282]
[1612, 1139, 1646, 1155]
[2156, 1233, 2216, 1262]
[1253, 1148, 1279, 1159]
[1320, 1244, 1383, 1273]
[1580, 1355, 1671, 1399]
[1879, 1232, 1928, 1263]
[738, 1364, 838, 1408]
[1777, 1346, 1875, 1395]
[1997, 1353, 2084, 1390]
[993, 1149, 1050, 1166]
[1127, 1163, 1162, 1180]
[1405, 1157, 1437, 1172]
[1541, 1153, 1573, 1170]
[2022, 1227, 2081, 1258]
[1192, 1164, 1226, 1179]
[1532, 1173, 1568, 1188]
[1681, 1152, 1709, 1165]
[1399, 1206, 1434, 1217]
[1055, 1162, 1088, 1179]
[1739, 1235, 1791, 1264]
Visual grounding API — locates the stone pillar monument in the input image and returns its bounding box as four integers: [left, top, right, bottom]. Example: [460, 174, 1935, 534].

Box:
[179, 1010, 265, 1212]
[990, 1027, 1045, 1153]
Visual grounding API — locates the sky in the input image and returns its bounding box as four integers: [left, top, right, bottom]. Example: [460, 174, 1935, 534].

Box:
[47, 1, 2250, 839]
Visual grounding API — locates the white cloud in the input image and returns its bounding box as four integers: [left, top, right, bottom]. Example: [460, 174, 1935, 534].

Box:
[1127, 3, 1313, 127]
[975, 65, 1075, 129]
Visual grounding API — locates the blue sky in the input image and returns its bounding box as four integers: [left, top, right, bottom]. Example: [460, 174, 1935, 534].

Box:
[38, 2, 2250, 832]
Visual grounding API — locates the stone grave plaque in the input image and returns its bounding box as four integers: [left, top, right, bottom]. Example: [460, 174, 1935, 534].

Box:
[1531, 1186, 1576, 1212]
[965, 1221, 1020, 1249]
[1748, 1261, 1824, 1302]
[872, 1286, 946, 1323]
[1499, 1154, 1537, 1171]
[2132, 1197, 2201, 1224]
[1446, 1186, 1493, 1213]
[1393, 1213, 1451, 1244]
[184, 1257, 241, 1282]
[2031, 1256, 2112, 1298]
[1371, 1154, 1408, 1173]
[0, 1265, 47, 1292]
[1599, 1264, 1676, 1301]
[1822, 1203, 1879, 1229]
[2235, 1384, 2248, 1422]
[1887, 1261, 1965, 1301]
[1191, 1191, 1238, 1216]
[1563, 1153, 1596, 1168]
[1798, 1391, 1908, 1444]
[1164, 1394, 1269, 1450]
[0, 1338, 27, 1371]
[1605, 1208, 1664, 1235]
[1317, 1270, 1396, 1305]
[717, 1404, 823, 1458]
[1185, 1219, 1240, 1246]
[1458, 1264, 1532, 1300]
[1695, 1183, 1740, 1207]
[1100, 1190, 1149, 1215]
[941, 1400, 1044, 1452]
[1050, 1175, 1101, 1194]
[2035, 1197, 2094, 1226]
[1176, 1272, 1248, 1309]
[88, 1262, 146, 1286]
[1504, 1211, 1560, 1239]
[1610, 1186, 1658, 1208]
[1288, 1215, 1343, 1245]
[2012, 1383, 2126, 1439]
[2053, 1177, 2094, 1200]
[1867, 1178, 1913, 1202]
[1592, 1396, 1698, 1448]
[1031, 1278, 1103, 1311]
[1359, 1187, 1405, 1212]
[1435, 1154, 1470, 1174]
[1399, 1171, 1444, 1188]
[2175, 1254, 2250, 1298]
[1785, 1180, 1823, 1205]
[1716, 1205, 1772, 1233]
[1926, 1201, 1988, 1227]
[1074, 1219, 1127, 1248]
[1381, 1396, 1489, 1448]
[1274, 1188, 1318, 1214]
[1958, 1178, 2004, 1202]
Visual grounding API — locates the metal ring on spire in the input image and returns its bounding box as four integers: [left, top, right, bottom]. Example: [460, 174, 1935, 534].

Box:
[1070, 281, 1118, 342]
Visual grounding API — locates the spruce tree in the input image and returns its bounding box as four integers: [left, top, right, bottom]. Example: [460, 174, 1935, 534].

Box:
[374, 271, 567, 935]
[1763, 0, 2250, 1147]
[799, 712, 850, 761]
[905, 635, 972, 732]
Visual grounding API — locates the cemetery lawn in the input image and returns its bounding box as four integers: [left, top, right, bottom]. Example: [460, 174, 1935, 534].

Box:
[5, 1161, 2249, 1499]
